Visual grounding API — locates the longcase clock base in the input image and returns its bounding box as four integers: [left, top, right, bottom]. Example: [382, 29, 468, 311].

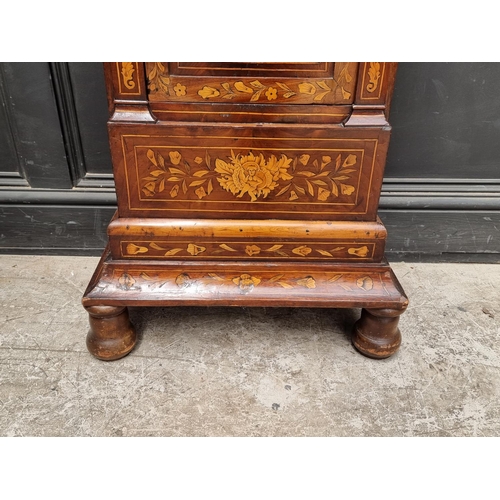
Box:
[83, 62, 408, 361]
[82, 246, 408, 360]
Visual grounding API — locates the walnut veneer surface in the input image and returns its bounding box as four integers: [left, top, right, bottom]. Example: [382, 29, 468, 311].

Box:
[82, 62, 408, 360]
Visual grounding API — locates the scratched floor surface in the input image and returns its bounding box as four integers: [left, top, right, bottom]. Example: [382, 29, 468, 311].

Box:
[0, 255, 499, 436]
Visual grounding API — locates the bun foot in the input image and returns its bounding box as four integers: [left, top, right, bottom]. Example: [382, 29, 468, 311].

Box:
[85, 305, 136, 360]
[352, 307, 406, 359]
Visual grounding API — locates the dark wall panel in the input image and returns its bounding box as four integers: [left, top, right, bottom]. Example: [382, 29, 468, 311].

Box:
[387, 63, 500, 181]
[0, 206, 114, 255]
[67, 62, 113, 178]
[0, 63, 71, 189]
[380, 210, 500, 262]
[0, 71, 22, 180]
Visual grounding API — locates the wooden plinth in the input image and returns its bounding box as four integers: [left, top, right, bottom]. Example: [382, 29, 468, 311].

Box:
[82, 246, 408, 360]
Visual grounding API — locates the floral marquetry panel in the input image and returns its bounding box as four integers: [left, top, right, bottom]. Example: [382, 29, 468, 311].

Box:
[109, 124, 390, 220]
[145, 62, 358, 105]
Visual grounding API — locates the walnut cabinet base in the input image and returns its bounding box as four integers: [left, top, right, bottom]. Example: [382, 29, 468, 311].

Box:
[82, 62, 408, 361]
[82, 246, 408, 360]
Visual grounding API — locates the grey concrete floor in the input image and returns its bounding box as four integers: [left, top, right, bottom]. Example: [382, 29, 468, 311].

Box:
[0, 255, 499, 436]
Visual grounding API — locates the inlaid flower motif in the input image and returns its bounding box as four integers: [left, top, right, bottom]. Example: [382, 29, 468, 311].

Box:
[341, 184, 355, 195]
[195, 186, 207, 199]
[367, 63, 381, 93]
[245, 245, 261, 256]
[169, 151, 182, 165]
[187, 244, 206, 256]
[142, 182, 156, 197]
[299, 154, 310, 165]
[234, 81, 254, 93]
[297, 276, 316, 289]
[232, 274, 261, 293]
[299, 82, 316, 95]
[142, 148, 359, 204]
[343, 154, 357, 168]
[198, 86, 220, 99]
[118, 273, 136, 291]
[173, 83, 187, 96]
[121, 63, 136, 90]
[175, 273, 192, 288]
[215, 151, 293, 202]
[356, 276, 373, 291]
[265, 87, 278, 100]
[147, 149, 157, 166]
[126, 243, 148, 255]
[317, 187, 330, 201]
[147, 62, 170, 93]
[292, 245, 312, 256]
[348, 246, 369, 257]
[170, 185, 179, 198]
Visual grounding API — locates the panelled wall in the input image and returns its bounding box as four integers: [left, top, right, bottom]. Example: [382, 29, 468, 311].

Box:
[0, 62, 499, 261]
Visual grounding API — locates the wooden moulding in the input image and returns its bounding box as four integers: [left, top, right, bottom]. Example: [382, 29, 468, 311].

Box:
[82, 246, 407, 310]
[82, 245, 408, 360]
[107, 217, 387, 263]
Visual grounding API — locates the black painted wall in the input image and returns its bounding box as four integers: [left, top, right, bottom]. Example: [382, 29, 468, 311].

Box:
[0, 63, 499, 261]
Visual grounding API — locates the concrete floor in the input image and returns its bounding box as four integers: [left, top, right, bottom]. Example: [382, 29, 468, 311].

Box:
[0, 255, 499, 436]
